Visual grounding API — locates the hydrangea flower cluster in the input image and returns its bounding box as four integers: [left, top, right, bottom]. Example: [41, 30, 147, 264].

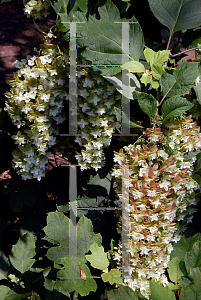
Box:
[5, 39, 121, 179]
[111, 116, 201, 298]
[24, 0, 50, 19]
[5, 44, 68, 180]
[74, 63, 121, 171]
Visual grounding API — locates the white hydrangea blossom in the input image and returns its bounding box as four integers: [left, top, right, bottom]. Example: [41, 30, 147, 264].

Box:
[112, 121, 201, 298]
[5, 44, 68, 180]
[24, 0, 50, 19]
[5, 41, 122, 179]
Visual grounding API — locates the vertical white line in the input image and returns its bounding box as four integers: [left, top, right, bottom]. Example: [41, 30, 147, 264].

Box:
[121, 22, 130, 136]
[121, 165, 131, 280]
[69, 165, 77, 279]
[69, 22, 77, 136]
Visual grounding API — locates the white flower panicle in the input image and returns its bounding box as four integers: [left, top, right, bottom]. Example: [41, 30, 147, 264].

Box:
[5, 42, 121, 179]
[111, 120, 201, 298]
[5, 44, 68, 181]
[24, 0, 50, 20]
[74, 63, 121, 171]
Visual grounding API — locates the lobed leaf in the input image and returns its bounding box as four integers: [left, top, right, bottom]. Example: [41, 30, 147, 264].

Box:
[101, 268, 123, 285]
[56, 257, 97, 296]
[9, 233, 36, 274]
[59, 0, 144, 65]
[44, 212, 102, 263]
[85, 242, 109, 270]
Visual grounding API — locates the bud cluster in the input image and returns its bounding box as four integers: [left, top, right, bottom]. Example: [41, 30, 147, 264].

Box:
[111, 117, 201, 298]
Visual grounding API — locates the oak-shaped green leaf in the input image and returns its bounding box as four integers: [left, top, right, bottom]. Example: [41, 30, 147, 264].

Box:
[148, 0, 201, 35]
[85, 242, 109, 270]
[56, 257, 97, 297]
[161, 96, 194, 123]
[101, 268, 123, 284]
[136, 92, 157, 121]
[0, 250, 9, 280]
[170, 233, 201, 261]
[185, 241, 201, 273]
[160, 60, 199, 97]
[107, 285, 139, 300]
[167, 257, 187, 283]
[121, 61, 145, 73]
[59, 0, 144, 66]
[43, 212, 102, 263]
[180, 273, 201, 300]
[9, 233, 36, 274]
[150, 281, 176, 300]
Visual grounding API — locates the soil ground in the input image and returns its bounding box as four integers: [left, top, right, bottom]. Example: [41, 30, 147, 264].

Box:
[0, 0, 56, 97]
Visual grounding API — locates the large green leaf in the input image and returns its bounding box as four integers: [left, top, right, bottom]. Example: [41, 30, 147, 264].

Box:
[161, 96, 194, 123]
[148, 0, 201, 36]
[167, 257, 187, 283]
[0, 250, 9, 280]
[9, 233, 36, 274]
[107, 285, 139, 300]
[180, 273, 201, 300]
[136, 92, 157, 121]
[59, 0, 144, 66]
[150, 281, 176, 300]
[101, 268, 123, 285]
[170, 233, 201, 260]
[43, 212, 102, 263]
[185, 241, 201, 273]
[85, 242, 109, 270]
[160, 61, 199, 97]
[55, 257, 97, 296]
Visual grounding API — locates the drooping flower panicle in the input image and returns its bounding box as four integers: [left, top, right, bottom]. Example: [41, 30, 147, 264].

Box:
[111, 118, 201, 298]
